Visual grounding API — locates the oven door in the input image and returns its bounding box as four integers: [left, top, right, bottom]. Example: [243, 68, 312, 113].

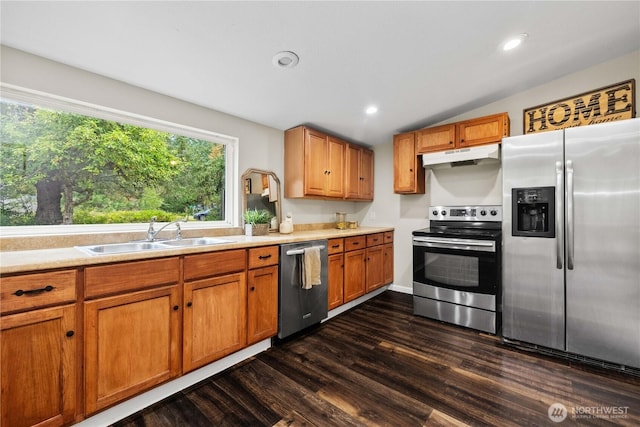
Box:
[412, 236, 498, 295]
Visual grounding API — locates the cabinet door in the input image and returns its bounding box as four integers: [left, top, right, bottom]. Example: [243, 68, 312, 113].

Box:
[383, 243, 394, 285]
[393, 132, 425, 194]
[359, 148, 374, 200]
[365, 246, 385, 292]
[416, 124, 456, 153]
[183, 273, 246, 372]
[1, 304, 77, 427]
[344, 144, 362, 199]
[247, 265, 278, 344]
[328, 253, 344, 310]
[84, 285, 181, 414]
[457, 112, 509, 148]
[343, 249, 365, 303]
[326, 136, 345, 197]
[304, 128, 329, 196]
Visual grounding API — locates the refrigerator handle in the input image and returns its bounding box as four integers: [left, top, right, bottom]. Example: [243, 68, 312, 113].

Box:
[555, 161, 563, 269]
[566, 160, 574, 270]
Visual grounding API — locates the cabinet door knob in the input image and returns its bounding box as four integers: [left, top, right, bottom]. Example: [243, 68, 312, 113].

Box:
[250, 286, 255, 291]
[187, 302, 193, 307]
[66, 330, 75, 338]
[173, 305, 180, 311]
[449, 141, 453, 144]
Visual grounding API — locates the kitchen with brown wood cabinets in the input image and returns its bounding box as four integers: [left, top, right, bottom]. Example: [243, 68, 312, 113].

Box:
[1, 269, 80, 427]
[83, 258, 182, 415]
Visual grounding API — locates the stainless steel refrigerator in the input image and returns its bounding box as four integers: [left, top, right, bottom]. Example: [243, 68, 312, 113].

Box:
[502, 118, 640, 369]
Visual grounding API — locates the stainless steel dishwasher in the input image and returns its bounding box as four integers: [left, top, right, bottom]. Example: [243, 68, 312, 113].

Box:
[278, 240, 328, 339]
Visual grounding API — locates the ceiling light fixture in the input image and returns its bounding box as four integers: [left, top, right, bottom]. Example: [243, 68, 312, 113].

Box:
[503, 33, 528, 51]
[272, 51, 299, 68]
[365, 105, 378, 115]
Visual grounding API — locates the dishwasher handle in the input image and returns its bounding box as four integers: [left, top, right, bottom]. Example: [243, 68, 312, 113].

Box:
[286, 245, 325, 256]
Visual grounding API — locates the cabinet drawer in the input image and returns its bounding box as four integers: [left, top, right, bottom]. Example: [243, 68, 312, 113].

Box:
[1, 269, 77, 314]
[85, 257, 180, 299]
[344, 236, 366, 252]
[384, 231, 394, 244]
[327, 238, 344, 254]
[184, 249, 246, 281]
[366, 233, 384, 247]
[248, 246, 279, 269]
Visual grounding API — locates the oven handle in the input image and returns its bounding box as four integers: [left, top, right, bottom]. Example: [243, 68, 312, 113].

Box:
[413, 237, 495, 252]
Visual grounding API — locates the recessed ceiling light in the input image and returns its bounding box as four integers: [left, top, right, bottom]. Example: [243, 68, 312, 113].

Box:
[503, 33, 528, 51]
[272, 51, 299, 68]
[365, 106, 378, 115]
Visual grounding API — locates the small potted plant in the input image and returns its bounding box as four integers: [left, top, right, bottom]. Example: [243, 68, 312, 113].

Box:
[243, 208, 273, 236]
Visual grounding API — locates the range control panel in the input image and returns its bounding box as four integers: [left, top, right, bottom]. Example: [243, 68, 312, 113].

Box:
[429, 205, 502, 221]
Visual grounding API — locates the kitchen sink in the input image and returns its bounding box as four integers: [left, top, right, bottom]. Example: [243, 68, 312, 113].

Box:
[76, 241, 168, 255]
[158, 237, 233, 247]
[76, 237, 233, 255]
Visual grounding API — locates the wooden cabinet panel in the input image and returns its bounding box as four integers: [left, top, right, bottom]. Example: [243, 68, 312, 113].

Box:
[304, 129, 330, 196]
[184, 249, 246, 281]
[416, 124, 456, 153]
[248, 246, 278, 269]
[326, 136, 346, 197]
[365, 246, 384, 292]
[458, 112, 509, 148]
[344, 235, 366, 252]
[1, 304, 77, 427]
[1, 269, 77, 314]
[328, 253, 344, 310]
[247, 265, 278, 344]
[327, 238, 344, 255]
[85, 257, 179, 299]
[383, 243, 394, 285]
[343, 249, 365, 303]
[393, 132, 425, 194]
[384, 231, 394, 244]
[84, 285, 181, 414]
[183, 273, 246, 372]
[366, 233, 384, 247]
[345, 144, 374, 200]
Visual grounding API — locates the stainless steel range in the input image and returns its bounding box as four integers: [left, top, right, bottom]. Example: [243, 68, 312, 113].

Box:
[412, 205, 502, 334]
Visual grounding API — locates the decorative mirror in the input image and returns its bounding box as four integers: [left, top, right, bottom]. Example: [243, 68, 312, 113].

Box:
[241, 169, 282, 231]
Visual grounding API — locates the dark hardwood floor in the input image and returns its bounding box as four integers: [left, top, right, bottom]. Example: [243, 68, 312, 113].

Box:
[112, 291, 640, 426]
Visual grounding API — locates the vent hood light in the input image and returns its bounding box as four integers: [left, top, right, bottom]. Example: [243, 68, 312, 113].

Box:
[422, 143, 501, 169]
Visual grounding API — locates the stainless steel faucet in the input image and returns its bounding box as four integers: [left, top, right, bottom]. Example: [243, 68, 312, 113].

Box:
[146, 216, 185, 241]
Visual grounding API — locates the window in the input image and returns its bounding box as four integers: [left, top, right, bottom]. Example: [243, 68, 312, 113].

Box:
[0, 86, 238, 231]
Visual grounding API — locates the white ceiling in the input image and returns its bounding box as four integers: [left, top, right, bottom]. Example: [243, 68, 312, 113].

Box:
[2, 1, 639, 146]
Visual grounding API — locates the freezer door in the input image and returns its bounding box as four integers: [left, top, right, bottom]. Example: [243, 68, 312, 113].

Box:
[502, 130, 565, 350]
[565, 118, 640, 369]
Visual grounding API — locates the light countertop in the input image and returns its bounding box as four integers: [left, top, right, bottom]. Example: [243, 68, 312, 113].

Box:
[0, 227, 393, 275]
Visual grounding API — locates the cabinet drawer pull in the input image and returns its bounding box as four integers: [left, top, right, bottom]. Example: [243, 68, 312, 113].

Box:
[352, 242, 360, 245]
[331, 244, 340, 248]
[13, 285, 55, 297]
[66, 330, 75, 338]
[258, 254, 272, 260]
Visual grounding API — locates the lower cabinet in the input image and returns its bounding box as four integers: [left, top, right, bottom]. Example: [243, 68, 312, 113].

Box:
[327, 238, 345, 310]
[183, 272, 247, 372]
[1, 304, 78, 427]
[84, 285, 182, 415]
[365, 245, 385, 292]
[247, 265, 278, 344]
[344, 236, 366, 303]
[384, 242, 394, 285]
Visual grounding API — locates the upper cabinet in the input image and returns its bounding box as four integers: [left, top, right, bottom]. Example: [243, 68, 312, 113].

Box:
[345, 143, 374, 201]
[393, 132, 425, 194]
[285, 125, 373, 201]
[416, 112, 510, 154]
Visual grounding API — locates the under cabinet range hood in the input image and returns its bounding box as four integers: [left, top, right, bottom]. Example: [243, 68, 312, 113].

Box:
[422, 143, 501, 169]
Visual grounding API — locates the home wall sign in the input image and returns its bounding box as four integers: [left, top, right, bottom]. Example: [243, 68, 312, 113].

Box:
[523, 79, 636, 134]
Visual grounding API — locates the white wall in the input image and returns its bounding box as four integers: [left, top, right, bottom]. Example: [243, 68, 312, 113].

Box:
[363, 50, 640, 292]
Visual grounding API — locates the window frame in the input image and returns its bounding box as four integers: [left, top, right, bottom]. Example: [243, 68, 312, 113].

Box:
[0, 83, 240, 236]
